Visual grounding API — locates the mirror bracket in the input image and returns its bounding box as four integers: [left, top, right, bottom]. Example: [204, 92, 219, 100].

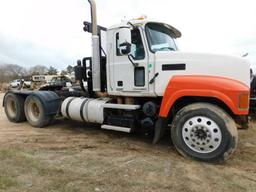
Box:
[128, 54, 139, 67]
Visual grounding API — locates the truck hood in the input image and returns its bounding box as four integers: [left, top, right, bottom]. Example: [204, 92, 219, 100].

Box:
[154, 51, 250, 95]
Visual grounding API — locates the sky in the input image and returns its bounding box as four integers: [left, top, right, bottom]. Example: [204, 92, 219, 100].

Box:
[0, 0, 255, 70]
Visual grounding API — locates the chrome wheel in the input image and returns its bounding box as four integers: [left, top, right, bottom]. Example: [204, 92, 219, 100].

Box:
[182, 116, 222, 153]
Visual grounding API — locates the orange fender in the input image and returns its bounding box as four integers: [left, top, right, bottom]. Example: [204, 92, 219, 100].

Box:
[159, 75, 250, 117]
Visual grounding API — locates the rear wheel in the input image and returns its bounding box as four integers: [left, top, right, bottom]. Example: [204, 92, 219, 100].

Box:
[171, 103, 238, 163]
[4, 93, 26, 123]
[24, 95, 53, 128]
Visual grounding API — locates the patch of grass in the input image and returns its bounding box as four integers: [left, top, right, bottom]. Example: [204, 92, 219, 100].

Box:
[0, 147, 86, 191]
[0, 176, 18, 190]
[0, 147, 40, 173]
[0, 148, 18, 160]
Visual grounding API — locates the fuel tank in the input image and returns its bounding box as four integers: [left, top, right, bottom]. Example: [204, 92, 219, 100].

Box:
[61, 97, 110, 124]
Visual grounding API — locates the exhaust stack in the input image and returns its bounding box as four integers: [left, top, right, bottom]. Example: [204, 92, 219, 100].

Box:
[88, 0, 101, 92]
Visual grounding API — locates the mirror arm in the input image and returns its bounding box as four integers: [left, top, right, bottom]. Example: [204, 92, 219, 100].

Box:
[127, 21, 136, 29]
[128, 54, 139, 67]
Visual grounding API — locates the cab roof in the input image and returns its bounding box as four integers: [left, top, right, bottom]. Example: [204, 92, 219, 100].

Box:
[108, 19, 182, 38]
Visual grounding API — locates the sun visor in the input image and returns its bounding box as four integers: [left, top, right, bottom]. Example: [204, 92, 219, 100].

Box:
[165, 24, 182, 38]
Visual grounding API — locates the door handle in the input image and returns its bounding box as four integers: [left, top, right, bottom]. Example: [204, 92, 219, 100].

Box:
[149, 73, 159, 84]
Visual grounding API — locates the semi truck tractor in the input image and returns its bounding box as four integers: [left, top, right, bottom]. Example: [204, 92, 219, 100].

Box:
[3, 0, 250, 163]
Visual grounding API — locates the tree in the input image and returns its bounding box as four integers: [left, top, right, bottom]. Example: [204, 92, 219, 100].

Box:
[66, 65, 74, 74]
[4, 64, 28, 77]
[29, 65, 48, 75]
[0, 63, 28, 82]
[48, 66, 58, 75]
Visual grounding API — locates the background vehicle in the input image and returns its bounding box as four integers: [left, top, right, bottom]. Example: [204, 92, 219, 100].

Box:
[9, 79, 21, 88]
[9, 79, 31, 88]
[3, 0, 250, 163]
[32, 75, 59, 83]
[38, 75, 85, 97]
[39, 76, 73, 90]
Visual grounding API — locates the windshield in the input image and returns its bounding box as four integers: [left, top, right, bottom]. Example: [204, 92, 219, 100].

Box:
[145, 23, 178, 52]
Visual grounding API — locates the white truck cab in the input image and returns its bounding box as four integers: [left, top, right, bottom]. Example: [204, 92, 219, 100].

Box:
[107, 19, 250, 97]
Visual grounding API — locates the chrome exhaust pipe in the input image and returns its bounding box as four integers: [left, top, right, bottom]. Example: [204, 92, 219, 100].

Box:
[88, 0, 101, 92]
[88, 0, 97, 36]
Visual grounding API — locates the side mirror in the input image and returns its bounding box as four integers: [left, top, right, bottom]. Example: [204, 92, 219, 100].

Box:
[118, 27, 131, 55]
[119, 42, 131, 55]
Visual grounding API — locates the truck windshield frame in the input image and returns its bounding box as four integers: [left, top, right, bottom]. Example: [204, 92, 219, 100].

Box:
[145, 22, 178, 53]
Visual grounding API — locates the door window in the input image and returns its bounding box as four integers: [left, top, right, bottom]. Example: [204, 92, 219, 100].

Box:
[130, 29, 145, 60]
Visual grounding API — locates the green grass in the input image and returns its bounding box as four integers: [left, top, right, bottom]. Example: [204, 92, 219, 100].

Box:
[0, 147, 89, 191]
[0, 176, 18, 190]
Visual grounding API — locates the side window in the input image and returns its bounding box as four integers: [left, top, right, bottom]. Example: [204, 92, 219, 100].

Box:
[116, 29, 145, 60]
[130, 29, 145, 60]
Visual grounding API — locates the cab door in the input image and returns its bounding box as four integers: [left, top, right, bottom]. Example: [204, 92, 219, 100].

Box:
[113, 28, 149, 94]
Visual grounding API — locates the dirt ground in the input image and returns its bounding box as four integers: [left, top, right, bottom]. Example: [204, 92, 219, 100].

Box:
[0, 93, 256, 192]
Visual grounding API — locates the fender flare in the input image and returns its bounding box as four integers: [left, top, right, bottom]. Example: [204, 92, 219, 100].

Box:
[159, 89, 236, 117]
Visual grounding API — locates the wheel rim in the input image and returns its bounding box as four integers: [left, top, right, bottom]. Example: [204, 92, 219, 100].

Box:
[27, 101, 40, 122]
[6, 98, 16, 118]
[182, 116, 222, 154]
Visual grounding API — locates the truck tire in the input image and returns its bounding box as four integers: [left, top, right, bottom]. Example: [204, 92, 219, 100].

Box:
[171, 103, 238, 163]
[24, 95, 53, 128]
[4, 93, 26, 123]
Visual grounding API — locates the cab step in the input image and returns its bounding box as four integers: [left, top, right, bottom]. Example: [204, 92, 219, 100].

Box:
[103, 103, 140, 110]
[101, 125, 131, 133]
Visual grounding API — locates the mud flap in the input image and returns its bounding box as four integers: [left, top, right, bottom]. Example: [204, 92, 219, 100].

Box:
[152, 117, 168, 144]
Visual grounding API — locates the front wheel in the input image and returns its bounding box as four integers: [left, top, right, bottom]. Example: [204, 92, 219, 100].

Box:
[171, 103, 238, 163]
